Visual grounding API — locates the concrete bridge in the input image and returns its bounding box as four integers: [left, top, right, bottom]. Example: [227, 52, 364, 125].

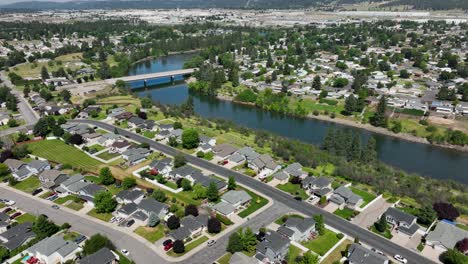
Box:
[104, 68, 197, 85]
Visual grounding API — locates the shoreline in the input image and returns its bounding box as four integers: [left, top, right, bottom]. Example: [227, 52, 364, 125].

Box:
[132, 50, 201, 65]
[215, 94, 468, 153]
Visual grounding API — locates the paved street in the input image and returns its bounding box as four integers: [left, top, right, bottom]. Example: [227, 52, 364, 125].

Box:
[73, 119, 436, 264]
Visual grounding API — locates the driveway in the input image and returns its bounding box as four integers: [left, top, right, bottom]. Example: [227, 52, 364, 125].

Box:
[421, 245, 444, 263]
[352, 197, 391, 228]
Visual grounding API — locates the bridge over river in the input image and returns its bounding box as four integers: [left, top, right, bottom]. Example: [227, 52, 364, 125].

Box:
[104, 68, 197, 85]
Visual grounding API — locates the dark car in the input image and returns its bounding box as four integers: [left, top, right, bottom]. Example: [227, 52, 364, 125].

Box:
[294, 196, 302, 201]
[74, 235, 86, 244]
[126, 219, 135, 227]
[2, 208, 12, 214]
[163, 241, 173, 251]
[10, 212, 22, 219]
[32, 188, 43, 196]
[163, 239, 172, 246]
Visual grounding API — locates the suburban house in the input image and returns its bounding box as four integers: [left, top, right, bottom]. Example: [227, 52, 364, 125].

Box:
[229, 252, 259, 264]
[197, 135, 216, 153]
[56, 174, 90, 195]
[78, 247, 118, 264]
[97, 133, 120, 147]
[212, 190, 251, 217]
[425, 221, 468, 251]
[39, 170, 69, 189]
[158, 124, 174, 132]
[155, 130, 171, 141]
[116, 203, 138, 218]
[25, 236, 81, 264]
[301, 177, 333, 197]
[384, 207, 420, 237]
[149, 158, 172, 175]
[26, 160, 50, 175]
[271, 171, 289, 184]
[237, 147, 260, 162]
[347, 243, 389, 264]
[122, 147, 152, 166]
[127, 116, 145, 129]
[255, 231, 290, 263]
[109, 141, 131, 153]
[4, 159, 51, 181]
[277, 217, 316, 242]
[78, 184, 106, 206]
[191, 172, 227, 191]
[137, 198, 169, 220]
[169, 215, 209, 242]
[82, 133, 102, 145]
[212, 144, 238, 160]
[329, 186, 363, 209]
[283, 163, 307, 179]
[249, 154, 280, 178]
[227, 153, 246, 166]
[116, 189, 145, 205]
[0, 222, 36, 251]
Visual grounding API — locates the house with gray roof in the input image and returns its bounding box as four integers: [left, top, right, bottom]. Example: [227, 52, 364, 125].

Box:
[283, 163, 307, 179]
[56, 174, 90, 194]
[191, 172, 227, 191]
[249, 154, 280, 179]
[169, 226, 192, 242]
[116, 189, 144, 205]
[347, 243, 389, 264]
[97, 133, 120, 147]
[426, 221, 468, 251]
[199, 135, 216, 146]
[26, 160, 50, 174]
[329, 186, 363, 209]
[39, 170, 69, 189]
[171, 214, 209, 240]
[4, 159, 33, 181]
[0, 222, 36, 251]
[149, 158, 172, 175]
[229, 252, 258, 264]
[78, 184, 105, 206]
[237, 147, 260, 162]
[277, 217, 316, 242]
[272, 171, 289, 183]
[25, 236, 81, 264]
[213, 144, 238, 160]
[169, 129, 183, 142]
[78, 247, 117, 264]
[302, 177, 333, 197]
[212, 201, 236, 217]
[384, 207, 419, 236]
[138, 198, 168, 220]
[255, 231, 290, 263]
[116, 203, 138, 218]
[221, 190, 251, 209]
[155, 130, 171, 140]
[227, 153, 245, 165]
[122, 148, 152, 166]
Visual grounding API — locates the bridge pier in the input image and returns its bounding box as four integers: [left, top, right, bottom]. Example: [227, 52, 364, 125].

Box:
[170, 75, 175, 82]
[143, 79, 147, 88]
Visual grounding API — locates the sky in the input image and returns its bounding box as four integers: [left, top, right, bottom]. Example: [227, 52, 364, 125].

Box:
[0, 0, 71, 4]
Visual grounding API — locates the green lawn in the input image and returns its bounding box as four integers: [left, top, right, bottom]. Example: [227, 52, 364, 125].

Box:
[27, 139, 103, 172]
[15, 213, 36, 224]
[106, 184, 123, 195]
[301, 229, 340, 256]
[163, 181, 179, 190]
[84, 175, 101, 183]
[116, 252, 135, 264]
[134, 225, 165, 243]
[350, 187, 376, 208]
[87, 208, 113, 222]
[286, 245, 303, 264]
[54, 195, 85, 211]
[55, 195, 78, 205]
[334, 208, 357, 220]
[88, 144, 105, 152]
[321, 240, 352, 264]
[276, 182, 309, 200]
[63, 231, 81, 241]
[13, 176, 40, 193]
[217, 253, 232, 264]
[96, 150, 120, 161]
[275, 214, 304, 225]
[167, 236, 209, 257]
[370, 225, 393, 239]
[238, 189, 268, 218]
[143, 131, 157, 138]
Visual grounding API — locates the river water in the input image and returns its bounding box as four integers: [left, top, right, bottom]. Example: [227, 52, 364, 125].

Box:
[127, 54, 468, 184]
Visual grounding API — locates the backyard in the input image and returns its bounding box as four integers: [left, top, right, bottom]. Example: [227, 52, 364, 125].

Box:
[237, 189, 268, 218]
[13, 176, 40, 193]
[350, 187, 376, 208]
[301, 229, 341, 256]
[96, 150, 120, 161]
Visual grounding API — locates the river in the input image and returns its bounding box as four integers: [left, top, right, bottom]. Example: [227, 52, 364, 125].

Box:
[127, 53, 468, 184]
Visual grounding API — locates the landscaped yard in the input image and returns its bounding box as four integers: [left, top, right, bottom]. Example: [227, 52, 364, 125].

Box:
[370, 225, 393, 239]
[96, 150, 120, 161]
[15, 213, 36, 224]
[286, 245, 303, 264]
[334, 208, 357, 220]
[27, 139, 103, 172]
[87, 208, 113, 222]
[276, 182, 309, 200]
[88, 144, 105, 152]
[321, 239, 352, 264]
[54, 196, 85, 211]
[13, 177, 40, 193]
[238, 189, 268, 218]
[217, 253, 232, 264]
[350, 187, 376, 208]
[143, 131, 157, 139]
[134, 225, 165, 243]
[167, 236, 209, 257]
[301, 229, 341, 256]
[63, 231, 81, 241]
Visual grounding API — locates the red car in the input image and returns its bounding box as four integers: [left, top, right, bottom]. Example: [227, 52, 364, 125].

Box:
[222, 160, 228, 165]
[10, 212, 22, 219]
[163, 242, 173, 251]
[2, 208, 12, 214]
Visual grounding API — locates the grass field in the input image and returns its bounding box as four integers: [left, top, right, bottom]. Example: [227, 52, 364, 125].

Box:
[350, 187, 376, 208]
[134, 225, 165, 243]
[238, 189, 268, 218]
[96, 150, 120, 160]
[334, 208, 357, 220]
[15, 213, 36, 224]
[27, 139, 103, 172]
[301, 229, 340, 256]
[167, 236, 209, 257]
[13, 177, 40, 193]
[276, 182, 309, 200]
[87, 208, 113, 222]
[10, 53, 83, 78]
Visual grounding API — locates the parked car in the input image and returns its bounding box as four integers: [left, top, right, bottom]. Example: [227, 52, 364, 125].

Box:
[394, 255, 408, 263]
[32, 188, 43, 196]
[10, 212, 22, 219]
[163, 239, 172, 246]
[207, 240, 216, 247]
[0, 199, 15, 206]
[75, 235, 86, 244]
[51, 205, 60, 209]
[2, 208, 12, 214]
[109, 217, 117, 223]
[163, 241, 173, 251]
[121, 249, 130, 256]
[126, 219, 135, 227]
[371, 248, 384, 256]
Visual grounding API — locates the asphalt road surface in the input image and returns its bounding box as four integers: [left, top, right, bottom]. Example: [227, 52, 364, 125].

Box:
[73, 119, 435, 264]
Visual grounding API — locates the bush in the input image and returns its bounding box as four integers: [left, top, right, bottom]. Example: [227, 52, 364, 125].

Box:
[166, 215, 180, 230]
[173, 240, 185, 254]
[207, 217, 222, 234]
[196, 151, 205, 158]
[336, 233, 344, 239]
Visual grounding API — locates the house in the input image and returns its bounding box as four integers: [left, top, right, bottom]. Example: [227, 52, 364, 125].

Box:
[78, 184, 105, 206]
[137, 198, 169, 220]
[347, 243, 389, 264]
[199, 135, 216, 146]
[116, 203, 138, 218]
[109, 141, 131, 153]
[128, 116, 145, 129]
[283, 163, 307, 179]
[79, 247, 118, 264]
[384, 207, 419, 236]
[301, 177, 333, 197]
[82, 133, 102, 145]
[191, 172, 227, 191]
[277, 217, 316, 242]
[329, 186, 363, 209]
[122, 147, 152, 166]
[168, 129, 183, 142]
[26, 160, 50, 174]
[0, 222, 36, 251]
[155, 130, 171, 141]
[56, 174, 90, 195]
[171, 214, 209, 241]
[4, 159, 33, 180]
[255, 231, 290, 263]
[237, 147, 260, 162]
[229, 252, 259, 264]
[197, 143, 213, 153]
[213, 190, 251, 217]
[116, 189, 145, 205]
[169, 165, 198, 180]
[149, 158, 172, 175]
[159, 124, 174, 131]
[213, 144, 238, 160]
[249, 154, 280, 178]
[169, 226, 192, 242]
[97, 133, 120, 147]
[39, 170, 69, 189]
[25, 236, 81, 264]
[426, 221, 468, 251]
[272, 171, 289, 184]
[107, 107, 126, 119]
[227, 153, 245, 166]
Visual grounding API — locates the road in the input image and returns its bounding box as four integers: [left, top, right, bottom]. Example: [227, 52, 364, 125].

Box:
[72, 119, 435, 264]
[104, 68, 197, 85]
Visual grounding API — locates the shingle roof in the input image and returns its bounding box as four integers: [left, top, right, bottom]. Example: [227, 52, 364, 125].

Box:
[27, 160, 49, 171]
[284, 162, 303, 177]
[4, 159, 25, 170]
[0, 222, 36, 250]
[116, 189, 144, 201]
[80, 184, 105, 197]
[117, 203, 138, 216]
[27, 236, 79, 257]
[426, 221, 468, 249]
[283, 217, 316, 233]
[385, 207, 417, 226]
[213, 144, 238, 158]
[212, 201, 235, 216]
[138, 198, 168, 215]
[191, 173, 227, 190]
[348, 243, 388, 264]
[256, 231, 290, 255]
[221, 190, 251, 205]
[169, 226, 191, 241]
[39, 169, 66, 182]
[79, 247, 116, 264]
[273, 171, 289, 181]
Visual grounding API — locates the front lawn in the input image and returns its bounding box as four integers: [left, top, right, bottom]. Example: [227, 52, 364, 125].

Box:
[55, 196, 85, 211]
[143, 131, 157, 139]
[217, 253, 232, 264]
[276, 182, 308, 200]
[88, 144, 105, 152]
[96, 150, 120, 161]
[87, 208, 113, 222]
[286, 245, 303, 264]
[13, 177, 40, 193]
[334, 208, 357, 220]
[27, 139, 103, 172]
[238, 189, 268, 218]
[54, 195, 78, 205]
[134, 225, 164, 243]
[321, 239, 352, 264]
[63, 231, 81, 241]
[370, 225, 393, 239]
[15, 213, 36, 224]
[350, 187, 376, 208]
[301, 229, 340, 256]
[167, 235, 209, 257]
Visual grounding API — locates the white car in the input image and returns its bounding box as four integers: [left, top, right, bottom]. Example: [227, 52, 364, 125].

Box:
[207, 240, 216, 247]
[121, 249, 130, 256]
[109, 217, 117, 223]
[394, 255, 408, 263]
[1, 199, 15, 206]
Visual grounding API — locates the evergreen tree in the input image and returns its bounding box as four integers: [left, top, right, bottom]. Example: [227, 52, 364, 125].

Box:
[371, 96, 388, 127]
[99, 167, 115, 185]
[206, 182, 219, 202]
[266, 52, 274, 68]
[226, 232, 243, 253]
[344, 95, 357, 115]
[41, 66, 50, 80]
[321, 127, 335, 154]
[349, 134, 362, 161]
[313, 214, 325, 236]
[362, 137, 377, 163]
[312, 75, 321, 90]
[228, 176, 237, 190]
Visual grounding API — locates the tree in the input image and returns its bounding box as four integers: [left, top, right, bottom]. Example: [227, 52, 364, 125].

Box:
[433, 202, 460, 221]
[122, 177, 136, 189]
[94, 191, 117, 213]
[23, 86, 30, 97]
[375, 214, 387, 233]
[344, 95, 358, 115]
[228, 176, 237, 190]
[185, 204, 198, 217]
[455, 238, 468, 254]
[0, 163, 9, 177]
[173, 240, 185, 254]
[166, 215, 180, 230]
[181, 128, 200, 149]
[240, 228, 257, 253]
[362, 137, 377, 163]
[41, 66, 49, 80]
[416, 205, 436, 226]
[206, 181, 219, 202]
[33, 118, 50, 137]
[174, 154, 186, 168]
[152, 189, 167, 202]
[300, 251, 319, 264]
[60, 89, 71, 102]
[0, 246, 9, 262]
[192, 183, 206, 200]
[32, 215, 59, 239]
[99, 167, 115, 185]
[181, 178, 192, 191]
[83, 234, 114, 255]
[440, 249, 468, 264]
[348, 134, 361, 161]
[12, 145, 30, 159]
[314, 214, 325, 235]
[370, 96, 388, 127]
[68, 134, 83, 145]
[313, 76, 321, 90]
[207, 217, 222, 234]
[173, 122, 183, 129]
[226, 232, 243, 253]
[168, 136, 178, 147]
[147, 212, 160, 227]
[7, 119, 18, 128]
[400, 69, 410, 78]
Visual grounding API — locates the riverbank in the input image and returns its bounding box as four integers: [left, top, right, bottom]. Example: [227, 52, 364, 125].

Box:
[216, 93, 468, 153]
[132, 50, 201, 65]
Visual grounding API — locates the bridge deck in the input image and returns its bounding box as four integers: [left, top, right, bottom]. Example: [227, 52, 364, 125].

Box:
[104, 68, 197, 84]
